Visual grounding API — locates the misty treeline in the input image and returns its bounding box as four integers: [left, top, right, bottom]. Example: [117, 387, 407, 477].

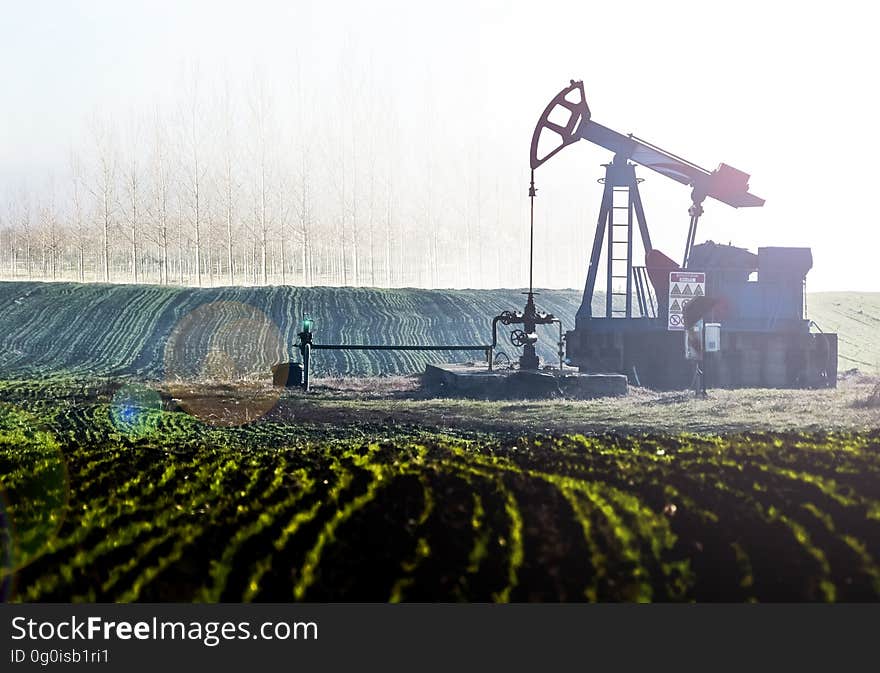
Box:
[1, 68, 532, 289]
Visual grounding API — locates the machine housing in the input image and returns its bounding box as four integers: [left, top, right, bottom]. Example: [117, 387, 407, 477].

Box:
[565, 241, 837, 389]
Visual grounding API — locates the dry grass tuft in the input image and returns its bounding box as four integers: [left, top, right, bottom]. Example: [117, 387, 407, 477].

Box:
[861, 382, 880, 408]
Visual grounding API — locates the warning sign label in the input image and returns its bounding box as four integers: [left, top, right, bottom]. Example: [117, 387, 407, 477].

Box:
[668, 271, 706, 331]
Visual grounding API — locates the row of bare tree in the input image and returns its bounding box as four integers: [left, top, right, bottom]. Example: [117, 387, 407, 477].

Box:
[1, 70, 529, 290]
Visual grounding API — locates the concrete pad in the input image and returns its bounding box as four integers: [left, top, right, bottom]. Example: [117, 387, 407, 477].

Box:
[423, 363, 627, 399]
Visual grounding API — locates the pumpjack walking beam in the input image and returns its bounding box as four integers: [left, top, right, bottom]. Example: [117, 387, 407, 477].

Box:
[530, 80, 764, 291]
[530, 81, 763, 210]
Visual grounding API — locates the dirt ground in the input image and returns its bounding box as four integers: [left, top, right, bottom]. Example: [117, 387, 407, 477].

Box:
[159, 371, 880, 435]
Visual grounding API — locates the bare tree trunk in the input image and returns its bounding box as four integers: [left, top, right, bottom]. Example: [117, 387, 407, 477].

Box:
[10, 227, 18, 278]
[338, 117, 348, 286]
[103, 195, 110, 282]
[368, 165, 376, 286]
[177, 202, 184, 285]
[385, 168, 393, 287]
[280, 229, 286, 285]
[194, 198, 201, 287]
[251, 235, 257, 285]
[87, 119, 118, 284]
[160, 227, 168, 285]
[475, 158, 483, 288]
[148, 109, 171, 285]
[302, 192, 312, 287]
[494, 180, 502, 287]
[207, 224, 214, 286]
[351, 126, 359, 286]
[277, 181, 293, 286]
[39, 183, 60, 282]
[70, 152, 88, 283]
[293, 63, 313, 288]
[300, 238, 307, 286]
[124, 158, 140, 284]
[260, 178, 267, 285]
[131, 222, 138, 282]
[191, 142, 202, 288]
[222, 182, 232, 287]
[180, 67, 205, 287]
[248, 73, 275, 287]
[383, 117, 397, 287]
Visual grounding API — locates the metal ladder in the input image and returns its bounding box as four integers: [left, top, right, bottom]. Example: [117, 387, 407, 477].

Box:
[606, 186, 633, 317]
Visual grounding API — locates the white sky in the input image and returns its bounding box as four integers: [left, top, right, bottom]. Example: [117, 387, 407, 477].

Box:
[1, 0, 879, 290]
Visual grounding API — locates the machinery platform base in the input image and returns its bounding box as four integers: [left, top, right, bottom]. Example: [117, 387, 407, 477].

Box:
[423, 363, 628, 399]
[566, 324, 838, 390]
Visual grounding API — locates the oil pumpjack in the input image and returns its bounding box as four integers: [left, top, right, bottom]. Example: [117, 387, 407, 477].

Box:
[529, 80, 836, 389]
[292, 79, 836, 395]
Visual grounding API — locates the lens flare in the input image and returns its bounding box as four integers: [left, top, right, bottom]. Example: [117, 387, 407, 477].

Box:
[163, 301, 285, 426]
[110, 384, 163, 438]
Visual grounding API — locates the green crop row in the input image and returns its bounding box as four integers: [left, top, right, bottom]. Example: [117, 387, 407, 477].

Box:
[2, 386, 879, 602]
[0, 281, 584, 379]
[2, 282, 878, 384]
